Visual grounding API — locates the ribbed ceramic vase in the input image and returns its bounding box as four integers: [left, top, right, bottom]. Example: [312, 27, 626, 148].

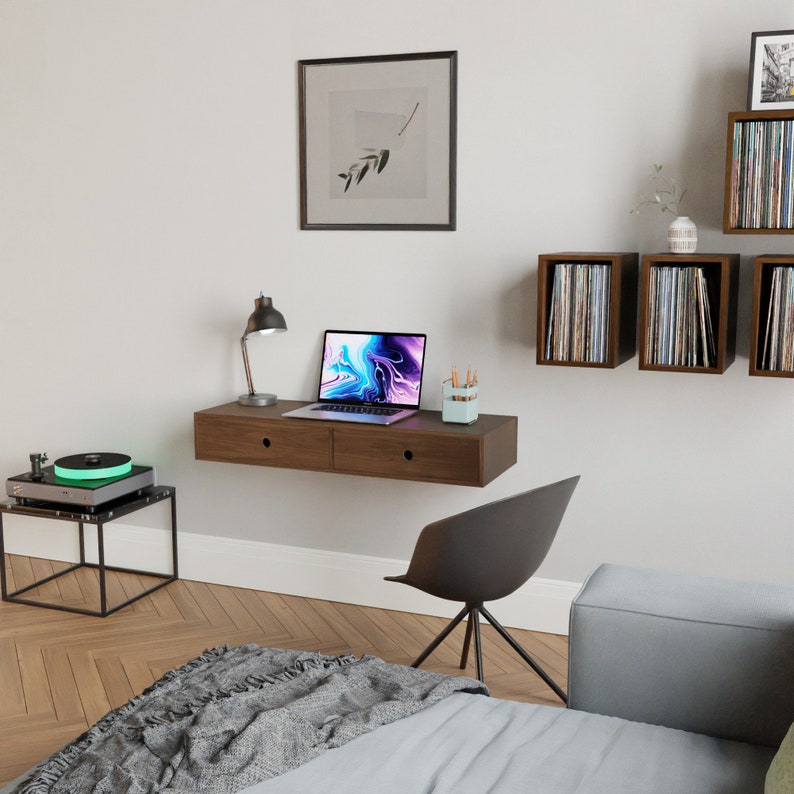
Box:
[667, 216, 697, 254]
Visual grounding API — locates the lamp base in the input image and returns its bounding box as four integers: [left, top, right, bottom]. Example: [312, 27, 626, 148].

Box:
[238, 392, 278, 407]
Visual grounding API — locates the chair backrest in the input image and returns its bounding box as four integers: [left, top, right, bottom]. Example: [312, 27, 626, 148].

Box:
[401, 476, 580, 603]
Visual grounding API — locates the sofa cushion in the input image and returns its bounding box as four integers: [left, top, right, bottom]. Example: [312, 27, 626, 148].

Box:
[568, 564, 794, 747]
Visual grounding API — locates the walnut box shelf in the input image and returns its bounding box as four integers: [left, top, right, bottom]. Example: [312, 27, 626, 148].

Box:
[194, 401, 518, 487]
[639, 253, 739, 375]
[749, 255, 794, 378]
[724, 110, 794, 234]
[536, 252, 638, 369]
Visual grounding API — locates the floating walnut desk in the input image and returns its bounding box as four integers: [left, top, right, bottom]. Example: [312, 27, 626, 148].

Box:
[194, 401, 518, 487]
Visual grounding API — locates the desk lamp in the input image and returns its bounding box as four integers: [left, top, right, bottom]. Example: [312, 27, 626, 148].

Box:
[238, 293, 287, 407]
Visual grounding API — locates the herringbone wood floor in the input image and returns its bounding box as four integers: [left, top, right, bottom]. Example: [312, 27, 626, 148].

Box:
[0, 555, 568, 786]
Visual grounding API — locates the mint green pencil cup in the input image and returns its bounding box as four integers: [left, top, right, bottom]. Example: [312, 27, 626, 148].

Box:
[442, 383, 479, 424]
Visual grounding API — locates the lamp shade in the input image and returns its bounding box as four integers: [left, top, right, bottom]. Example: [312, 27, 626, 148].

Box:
[238, 294, 287, 407]
[245, 295, 287, 336]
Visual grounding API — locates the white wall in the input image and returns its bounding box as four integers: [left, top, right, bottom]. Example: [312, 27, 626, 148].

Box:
[2, 0, 792, 602]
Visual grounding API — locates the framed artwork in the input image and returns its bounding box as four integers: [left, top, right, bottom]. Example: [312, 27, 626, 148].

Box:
[748, 30, 794, 111]
[298, 51, 457, 231]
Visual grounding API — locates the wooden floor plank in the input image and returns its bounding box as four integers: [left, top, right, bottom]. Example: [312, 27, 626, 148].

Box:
[182, 579, 236, 626]
[121, 657, 159, 701]
[41, 645, 84, 724]
[332, 601, 407, 659]
[115, 572, 158, 615]
[1, 718, 89, 785]
[0, 638, 26, 717]
[164, 576, 209, 623]
[233, 588, 295, 640]
[359, 607, 432, 667]
[28, 557, 56, 579]
[8, 555, 35, 594]
[58, 565, 91, 606]
[306, 598, 372, 650]
[16, 641, 54, 717]
[144, 581, 184, 621]
[210, 585, 267, 633]
[278, 593, 345, 646]
[67, 648, 112, 726]
[94, 655, 136, 710]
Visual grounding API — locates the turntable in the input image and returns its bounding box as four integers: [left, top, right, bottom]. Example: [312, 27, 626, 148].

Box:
[6, 452, 155, 509]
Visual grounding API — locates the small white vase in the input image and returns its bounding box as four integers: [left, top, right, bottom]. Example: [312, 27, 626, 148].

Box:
[667, 216, 697, 254]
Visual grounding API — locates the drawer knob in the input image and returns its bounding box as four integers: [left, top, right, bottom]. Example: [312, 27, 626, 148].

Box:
[262, 437, 272, 448]
[403, 450, 413, 461]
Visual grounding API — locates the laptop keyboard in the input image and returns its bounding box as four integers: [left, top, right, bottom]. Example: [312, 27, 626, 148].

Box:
[311, 404, 400, 416]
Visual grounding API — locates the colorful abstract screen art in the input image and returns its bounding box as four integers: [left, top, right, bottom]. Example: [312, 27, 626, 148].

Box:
[318, 331, 426, 406]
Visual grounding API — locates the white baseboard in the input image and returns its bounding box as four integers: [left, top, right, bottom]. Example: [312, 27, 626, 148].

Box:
[3, 520, 580, 635]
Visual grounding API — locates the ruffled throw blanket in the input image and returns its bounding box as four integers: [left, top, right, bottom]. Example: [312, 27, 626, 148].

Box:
[13, 644, 487, 793]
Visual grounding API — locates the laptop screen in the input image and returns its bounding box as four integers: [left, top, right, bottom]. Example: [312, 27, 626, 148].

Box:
[318, 330, 427, 407]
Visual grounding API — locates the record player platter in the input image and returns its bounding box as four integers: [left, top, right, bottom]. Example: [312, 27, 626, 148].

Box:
[6, 452, 154, 509]
[53, 452, 133, 480]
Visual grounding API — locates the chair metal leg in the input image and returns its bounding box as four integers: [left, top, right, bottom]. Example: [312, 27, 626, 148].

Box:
[417, 604, 486, 683]
[412, 602, 564, 701]
[479, 603, 567, 703]
[471, 607, 484, 682]
[460, 612, 474, 670]
[411, 604, 471, 668]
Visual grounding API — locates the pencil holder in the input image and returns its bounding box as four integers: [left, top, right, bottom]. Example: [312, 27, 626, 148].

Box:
[442, 383, 479, 424]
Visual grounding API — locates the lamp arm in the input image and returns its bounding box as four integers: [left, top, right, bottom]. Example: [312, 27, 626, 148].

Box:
[241, 335, 256, 396]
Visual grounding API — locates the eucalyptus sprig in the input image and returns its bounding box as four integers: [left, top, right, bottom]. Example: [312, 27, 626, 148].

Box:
[631, 164, 687, 217]
[337, 101, 420, 192]
[338, 148, 390, 193]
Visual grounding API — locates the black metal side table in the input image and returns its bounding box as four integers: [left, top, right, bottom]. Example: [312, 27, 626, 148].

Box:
[0, 485, 178, 617]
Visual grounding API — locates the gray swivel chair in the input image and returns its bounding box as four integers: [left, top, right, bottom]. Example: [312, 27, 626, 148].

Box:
[385, 476, 580, 703]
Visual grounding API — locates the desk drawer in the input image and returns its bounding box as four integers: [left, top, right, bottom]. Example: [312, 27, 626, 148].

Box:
[195, 414, 332, 470]
[332, 428, 483, 485]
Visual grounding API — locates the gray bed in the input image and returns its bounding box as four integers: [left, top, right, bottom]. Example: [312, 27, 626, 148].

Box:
[2, 642, 776, 794]
[254, 688, 773, 793]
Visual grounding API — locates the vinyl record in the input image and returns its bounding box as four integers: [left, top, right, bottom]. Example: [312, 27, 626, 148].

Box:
[54, 453, 132, 481]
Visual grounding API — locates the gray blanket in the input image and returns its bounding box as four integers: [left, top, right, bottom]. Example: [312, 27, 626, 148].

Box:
[12, 645, 487, 794]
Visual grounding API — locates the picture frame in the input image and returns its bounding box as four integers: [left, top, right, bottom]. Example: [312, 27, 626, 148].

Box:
[747, 30, 794, 111]
[298, 51, 457, 231]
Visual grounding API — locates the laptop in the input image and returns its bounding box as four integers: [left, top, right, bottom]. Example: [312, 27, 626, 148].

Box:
[282, 330, 427, 425]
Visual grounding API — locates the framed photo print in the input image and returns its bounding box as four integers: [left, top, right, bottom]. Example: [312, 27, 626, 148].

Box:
[298, 51, 457, 230]
[748, 30, 794, 111]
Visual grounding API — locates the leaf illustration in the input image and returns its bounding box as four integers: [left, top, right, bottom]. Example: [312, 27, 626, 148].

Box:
[338, 112, 406, 191]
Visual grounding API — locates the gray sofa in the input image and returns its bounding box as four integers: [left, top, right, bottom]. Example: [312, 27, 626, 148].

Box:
[569, 563, 794, 748]
[567, 563, 794, 792]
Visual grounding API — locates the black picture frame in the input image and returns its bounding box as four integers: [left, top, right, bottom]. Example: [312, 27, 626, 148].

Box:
[748, 30, 794, 111]
[298, 51, 457, 231]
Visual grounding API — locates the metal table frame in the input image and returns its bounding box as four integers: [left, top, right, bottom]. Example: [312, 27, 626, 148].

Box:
[0, 485, 177, 617]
